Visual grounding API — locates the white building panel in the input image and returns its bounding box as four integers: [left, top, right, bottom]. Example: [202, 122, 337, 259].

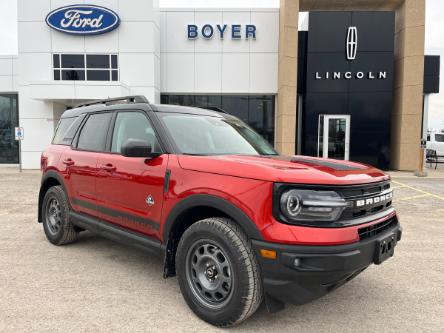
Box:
[165, 53, 194, 92]
[84, 31, 119, 53]
[250, 53, 278, 93]
[119, 22, 156, 53]
[160, 8, 279, 94]
[18, 0, 50, 22]
[195, 53, 222, 92]
[222, 53, 250, 92]
[18, 22, 51, 53]
[165, 11, 195, 53]
[250, 11, 279, 53]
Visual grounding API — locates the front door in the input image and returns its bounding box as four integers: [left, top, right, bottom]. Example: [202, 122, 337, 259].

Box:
[95, 111, 167, 239]
[318, 115, 350, 160]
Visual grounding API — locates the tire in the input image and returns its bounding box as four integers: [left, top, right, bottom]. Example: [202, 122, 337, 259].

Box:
[42, 185, 78, 245]
[176, 217, 263, 327]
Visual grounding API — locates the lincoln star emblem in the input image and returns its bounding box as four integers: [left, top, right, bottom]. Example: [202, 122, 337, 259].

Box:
[346, 26, 358, 60]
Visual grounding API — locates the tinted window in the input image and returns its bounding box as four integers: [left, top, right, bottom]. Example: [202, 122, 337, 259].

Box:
[86, 55, 109, 68]
[87, 70, 110, 81]
[56, 115, 86, 145]
[61, 54, 84, 68]
[53, 53, 118, 82]
[436, 134, 444, 142]
[111, 70, 118, 81]
[53, 54, 60, 68]
[62, 70, 85, 80]
[53, 117, 76, 144]
[77, 113, 112, 151]
[111, 55, 118, 69]
[111, 112, 160, 153]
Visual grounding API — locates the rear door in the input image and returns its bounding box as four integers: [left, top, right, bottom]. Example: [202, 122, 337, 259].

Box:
[61, 112, 113, 217]
[95, 110, 168, 238]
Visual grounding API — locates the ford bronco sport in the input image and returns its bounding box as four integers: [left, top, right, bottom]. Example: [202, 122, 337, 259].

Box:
[39, 96, 401, 327]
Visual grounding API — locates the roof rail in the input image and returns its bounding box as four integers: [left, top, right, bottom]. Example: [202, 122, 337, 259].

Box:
[76, 95, 149, 108]
[199, 106, 228, 114]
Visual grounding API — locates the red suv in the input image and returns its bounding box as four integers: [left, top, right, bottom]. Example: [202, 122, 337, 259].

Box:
[39, 96, 401, 327]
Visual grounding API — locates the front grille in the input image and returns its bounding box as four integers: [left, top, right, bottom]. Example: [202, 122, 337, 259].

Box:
[358, 216, 398, 240]
[336, 181, 392, 220]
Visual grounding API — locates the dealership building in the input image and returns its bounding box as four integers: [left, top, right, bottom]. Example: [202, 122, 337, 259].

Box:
[0, 0, 439, 170]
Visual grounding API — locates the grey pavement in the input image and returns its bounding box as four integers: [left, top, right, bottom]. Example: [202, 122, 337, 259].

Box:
[0, 167, 443, 332]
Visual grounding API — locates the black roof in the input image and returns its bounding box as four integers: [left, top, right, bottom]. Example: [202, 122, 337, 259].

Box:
[61, 96, 225, 119]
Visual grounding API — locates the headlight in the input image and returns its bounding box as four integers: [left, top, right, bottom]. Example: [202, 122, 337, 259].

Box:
[280, 189, 350, 222]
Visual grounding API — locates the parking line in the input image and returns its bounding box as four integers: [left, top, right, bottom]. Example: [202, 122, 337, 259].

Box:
[392, 180, 444, 202]
[396, 194, 429, 201]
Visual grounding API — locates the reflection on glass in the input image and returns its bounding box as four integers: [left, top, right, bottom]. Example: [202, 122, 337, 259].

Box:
[318, 115, 324, 157]
[0, 95, 19, 163]
[328, 118, 346, 159]
[161, 94, 275, 145]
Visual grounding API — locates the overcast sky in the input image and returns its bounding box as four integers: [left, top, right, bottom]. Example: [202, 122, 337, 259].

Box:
[0, 0, 442, 128]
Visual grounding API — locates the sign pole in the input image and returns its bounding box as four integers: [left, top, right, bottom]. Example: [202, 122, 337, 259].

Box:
[19, 139, 22, 173]
[415, 94, 429, 177]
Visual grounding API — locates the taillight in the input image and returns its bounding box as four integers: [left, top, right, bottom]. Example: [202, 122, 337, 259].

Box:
[40, 154, 47, 171]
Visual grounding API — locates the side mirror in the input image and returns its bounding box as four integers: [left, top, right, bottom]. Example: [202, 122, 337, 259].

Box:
[121, 139, 161, 158]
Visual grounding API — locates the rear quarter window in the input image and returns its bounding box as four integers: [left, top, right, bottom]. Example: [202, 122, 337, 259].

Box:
[52, 115, 85, 145]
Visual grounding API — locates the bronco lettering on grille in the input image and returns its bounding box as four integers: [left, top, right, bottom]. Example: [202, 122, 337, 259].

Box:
[355, 190, 393, 208]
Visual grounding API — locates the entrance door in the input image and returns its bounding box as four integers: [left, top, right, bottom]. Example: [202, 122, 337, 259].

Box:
[0, 95, 19, 164]
[318, 115, 350, 160]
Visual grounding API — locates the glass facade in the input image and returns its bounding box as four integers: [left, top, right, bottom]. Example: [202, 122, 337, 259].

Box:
[161, 95, 275, 144]
[0, 95, 19, 164]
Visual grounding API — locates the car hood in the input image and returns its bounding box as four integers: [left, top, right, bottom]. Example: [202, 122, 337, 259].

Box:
[177, 154, 389, 185]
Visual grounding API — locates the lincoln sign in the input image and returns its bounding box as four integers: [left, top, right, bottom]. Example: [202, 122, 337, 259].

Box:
[314, 25, 387, 81]
[45, 5, 120, 35]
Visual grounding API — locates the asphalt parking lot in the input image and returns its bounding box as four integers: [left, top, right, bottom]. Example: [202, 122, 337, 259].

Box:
[0, 167, 443, 332]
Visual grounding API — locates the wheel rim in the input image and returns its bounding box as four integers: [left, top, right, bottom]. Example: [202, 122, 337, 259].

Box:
[45, 198, 62, 235]
[185, 240, 234, 309]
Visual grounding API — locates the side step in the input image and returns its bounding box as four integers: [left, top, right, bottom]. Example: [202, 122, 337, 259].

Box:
[69, 211, 164, 256]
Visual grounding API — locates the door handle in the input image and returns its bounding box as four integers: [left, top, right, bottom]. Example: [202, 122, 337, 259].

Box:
[101, 163, 116, 172]
[62, 158, 74, 166]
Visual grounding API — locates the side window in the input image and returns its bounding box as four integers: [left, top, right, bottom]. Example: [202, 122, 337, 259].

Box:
[111, 112, 160, 153]
[53, 117, 76, 144]
[53, 115, 85, 145]
[427, 134, 431, 142]
[77, 113, 112, 151]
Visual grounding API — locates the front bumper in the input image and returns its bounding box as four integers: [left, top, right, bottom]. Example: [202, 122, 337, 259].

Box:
[252, 219, 402, 308]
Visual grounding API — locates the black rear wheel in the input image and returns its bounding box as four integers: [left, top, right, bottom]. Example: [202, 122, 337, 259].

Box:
[176, 217, 263, 327]
[42, 186, 78, 245]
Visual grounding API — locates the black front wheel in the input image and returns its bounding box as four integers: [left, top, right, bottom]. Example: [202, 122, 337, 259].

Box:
[176, 217, 263, 327]
[42, 186, 78, 245]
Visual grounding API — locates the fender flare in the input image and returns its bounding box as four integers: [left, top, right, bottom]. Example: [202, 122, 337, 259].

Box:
[38, 171, 69, 222]
[162, 194, 264, 242]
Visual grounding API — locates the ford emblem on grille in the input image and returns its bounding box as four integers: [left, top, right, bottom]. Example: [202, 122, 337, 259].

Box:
[355, 189, 393, 208]
[45, 5, 120, 35]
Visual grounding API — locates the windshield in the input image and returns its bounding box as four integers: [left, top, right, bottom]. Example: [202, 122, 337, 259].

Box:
[158, 113, 277, 156]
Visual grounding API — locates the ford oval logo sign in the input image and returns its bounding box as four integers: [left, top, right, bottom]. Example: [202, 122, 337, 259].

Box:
[45, 5, 120, 35]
